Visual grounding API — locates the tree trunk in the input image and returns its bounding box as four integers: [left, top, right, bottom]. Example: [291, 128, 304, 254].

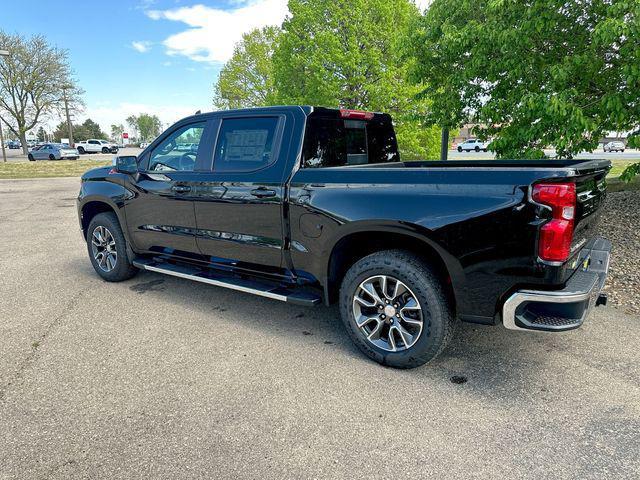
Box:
[20, 132, 28, 155]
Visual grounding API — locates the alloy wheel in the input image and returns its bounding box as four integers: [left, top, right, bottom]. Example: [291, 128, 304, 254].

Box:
[91, 225, 117, 272]
[352, 275, 424, 352]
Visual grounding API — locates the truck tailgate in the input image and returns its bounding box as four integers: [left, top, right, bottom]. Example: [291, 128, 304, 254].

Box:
[568, 160, 609, 263]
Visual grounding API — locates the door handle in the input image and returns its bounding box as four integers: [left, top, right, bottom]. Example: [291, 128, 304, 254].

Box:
[171, 184, 191, 193]
[250, 187, 277, 198]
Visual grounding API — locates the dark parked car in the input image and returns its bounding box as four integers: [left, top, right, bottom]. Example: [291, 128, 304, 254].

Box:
[77, 106, 611, 368]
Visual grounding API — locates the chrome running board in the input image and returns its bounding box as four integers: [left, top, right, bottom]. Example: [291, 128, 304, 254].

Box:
[133, 258, 321, 307]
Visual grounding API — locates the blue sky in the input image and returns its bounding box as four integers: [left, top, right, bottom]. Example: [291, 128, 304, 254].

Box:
[2, 0, 429, 134]
[1, 0, 290, 133]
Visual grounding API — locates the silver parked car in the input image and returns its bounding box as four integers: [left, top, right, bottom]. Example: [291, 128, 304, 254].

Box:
[28, 143, 79, 161]
[603, 141, 625, 152]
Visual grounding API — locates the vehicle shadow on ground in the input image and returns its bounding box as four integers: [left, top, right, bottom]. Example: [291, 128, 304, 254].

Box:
[68, 259, 593, 399]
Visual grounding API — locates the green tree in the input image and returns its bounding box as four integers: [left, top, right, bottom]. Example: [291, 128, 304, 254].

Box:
[52, 118, 105, 142]
[0, 31, 83, 154]
[213, 26, 280, 110]
[36, 126, 46, 142]
[273, 0, 441, 159]
[621, 133, 640, 182]
[126, 113, 161, 142]
[81, 118, 106, 139]
[110, 123, 125, 142]
[411, 0, 640, 159]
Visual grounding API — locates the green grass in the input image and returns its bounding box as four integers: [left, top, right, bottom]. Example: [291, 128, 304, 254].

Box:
[0, 159, 111, 179]
[607, 159, 637, 178]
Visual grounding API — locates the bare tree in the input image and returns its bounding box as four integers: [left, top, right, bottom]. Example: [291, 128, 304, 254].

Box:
[0, 31, 84, 154]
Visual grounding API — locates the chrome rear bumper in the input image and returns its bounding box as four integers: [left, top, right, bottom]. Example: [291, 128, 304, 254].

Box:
[503, 237, 611, 332]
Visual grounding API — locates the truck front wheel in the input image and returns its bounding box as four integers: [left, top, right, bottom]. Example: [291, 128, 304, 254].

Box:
[339, 250, 454, 368]
[86, 212, 138, 282]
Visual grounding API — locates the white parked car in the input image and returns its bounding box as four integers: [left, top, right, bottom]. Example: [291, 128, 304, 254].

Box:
[75, 139, 119, 154]
[457, 138, 490, 152]
[603, 141, 625, 152]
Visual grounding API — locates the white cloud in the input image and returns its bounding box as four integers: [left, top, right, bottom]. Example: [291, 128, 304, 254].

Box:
[414, 0, 432, 11]
[81, 102, 201, 135]
[146, 0, 289, 64]
[131, 41, 152, 53]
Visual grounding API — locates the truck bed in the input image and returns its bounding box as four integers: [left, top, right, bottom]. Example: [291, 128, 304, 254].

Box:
[351, 159, 611, 176]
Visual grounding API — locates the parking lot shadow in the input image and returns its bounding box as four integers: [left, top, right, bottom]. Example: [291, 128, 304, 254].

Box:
[65, 256, 634, 403]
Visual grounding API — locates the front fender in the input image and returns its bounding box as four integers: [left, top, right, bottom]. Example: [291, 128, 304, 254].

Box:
[77, 175, 131, 243]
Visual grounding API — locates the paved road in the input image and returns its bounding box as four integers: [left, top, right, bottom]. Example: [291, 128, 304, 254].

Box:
[1, 178, 638, 479]
[3, 145, 638, 163]
[1, 147, 142, 162]
[447, 148, 640, 161]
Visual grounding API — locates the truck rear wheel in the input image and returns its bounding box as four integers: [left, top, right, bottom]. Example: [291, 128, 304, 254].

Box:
[339, 250, 454, 369]
[86, 212, 138, 282]
[77, 146, 85, 154]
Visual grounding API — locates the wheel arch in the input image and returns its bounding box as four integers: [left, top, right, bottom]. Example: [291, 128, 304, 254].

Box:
[79, 197, 127, 242]
[324, 224, 464, 313]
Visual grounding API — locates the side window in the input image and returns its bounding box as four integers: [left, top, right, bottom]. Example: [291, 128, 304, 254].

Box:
[89, 140, 99, 145]
[148, 122, 205, 172]
[302, 114, 399, 168]
[213, 117, 279, 173]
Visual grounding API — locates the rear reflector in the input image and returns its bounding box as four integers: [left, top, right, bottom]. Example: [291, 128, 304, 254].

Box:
[532, 183, 576, 262]
[339, 109, 374, 120]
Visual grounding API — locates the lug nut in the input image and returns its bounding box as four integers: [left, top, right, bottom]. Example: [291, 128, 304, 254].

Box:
[381, 314, 386, 319]
[378, 305, 383, 310]
[393, 304, 398, 308]
[385, 299, 390, 304]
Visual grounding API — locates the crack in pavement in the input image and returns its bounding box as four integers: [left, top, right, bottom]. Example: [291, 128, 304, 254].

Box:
[0, 286, 93, 403]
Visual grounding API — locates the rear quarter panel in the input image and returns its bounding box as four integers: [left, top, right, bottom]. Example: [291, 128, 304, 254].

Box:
[289, 166, 577, 320]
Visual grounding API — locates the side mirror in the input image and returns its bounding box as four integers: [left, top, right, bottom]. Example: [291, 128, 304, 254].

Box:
[114, 155, 138, 174]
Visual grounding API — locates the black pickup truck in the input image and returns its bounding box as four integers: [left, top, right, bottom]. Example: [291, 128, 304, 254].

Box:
[77, 106, 611, 368]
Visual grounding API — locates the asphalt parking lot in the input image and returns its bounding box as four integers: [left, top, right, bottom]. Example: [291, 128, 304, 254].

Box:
[1, 177, 639, 479]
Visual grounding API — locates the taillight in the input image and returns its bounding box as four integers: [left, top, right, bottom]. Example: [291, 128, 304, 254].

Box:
[339, 109, 374, 120]
[532, 182, 576, 263]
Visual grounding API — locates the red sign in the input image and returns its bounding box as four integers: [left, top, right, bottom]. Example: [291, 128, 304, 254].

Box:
[122, 132, 129, 139]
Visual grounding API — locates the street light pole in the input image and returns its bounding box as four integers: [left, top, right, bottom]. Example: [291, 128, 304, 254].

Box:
[0, 49, 9, 163]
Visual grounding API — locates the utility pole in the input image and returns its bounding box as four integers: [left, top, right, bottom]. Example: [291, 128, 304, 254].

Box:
[0, 117, 6, 163]
[62, 86, 74, 145]
[440, 127, 449, 161]
[0, 49, 9, 162]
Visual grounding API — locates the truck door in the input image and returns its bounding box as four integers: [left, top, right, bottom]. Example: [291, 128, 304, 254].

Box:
[123, 120, 213, 259]
[192, 113, 289, 274]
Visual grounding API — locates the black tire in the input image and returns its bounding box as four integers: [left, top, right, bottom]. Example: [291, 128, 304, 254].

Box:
[457, 146, 462, 152]
[28, 154, 34, 161]
[101, 147, 109, 154]
[475, 146, 480, 152]
[86, 212, 138, 282]
[49, 154, 56, 160]
[77, 146, 85, 154]
[339, 250, 454, 369]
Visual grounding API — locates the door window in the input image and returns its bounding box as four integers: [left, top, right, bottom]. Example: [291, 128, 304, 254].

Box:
[213, 117, 279, 173]
[148, 122, 206, 172]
